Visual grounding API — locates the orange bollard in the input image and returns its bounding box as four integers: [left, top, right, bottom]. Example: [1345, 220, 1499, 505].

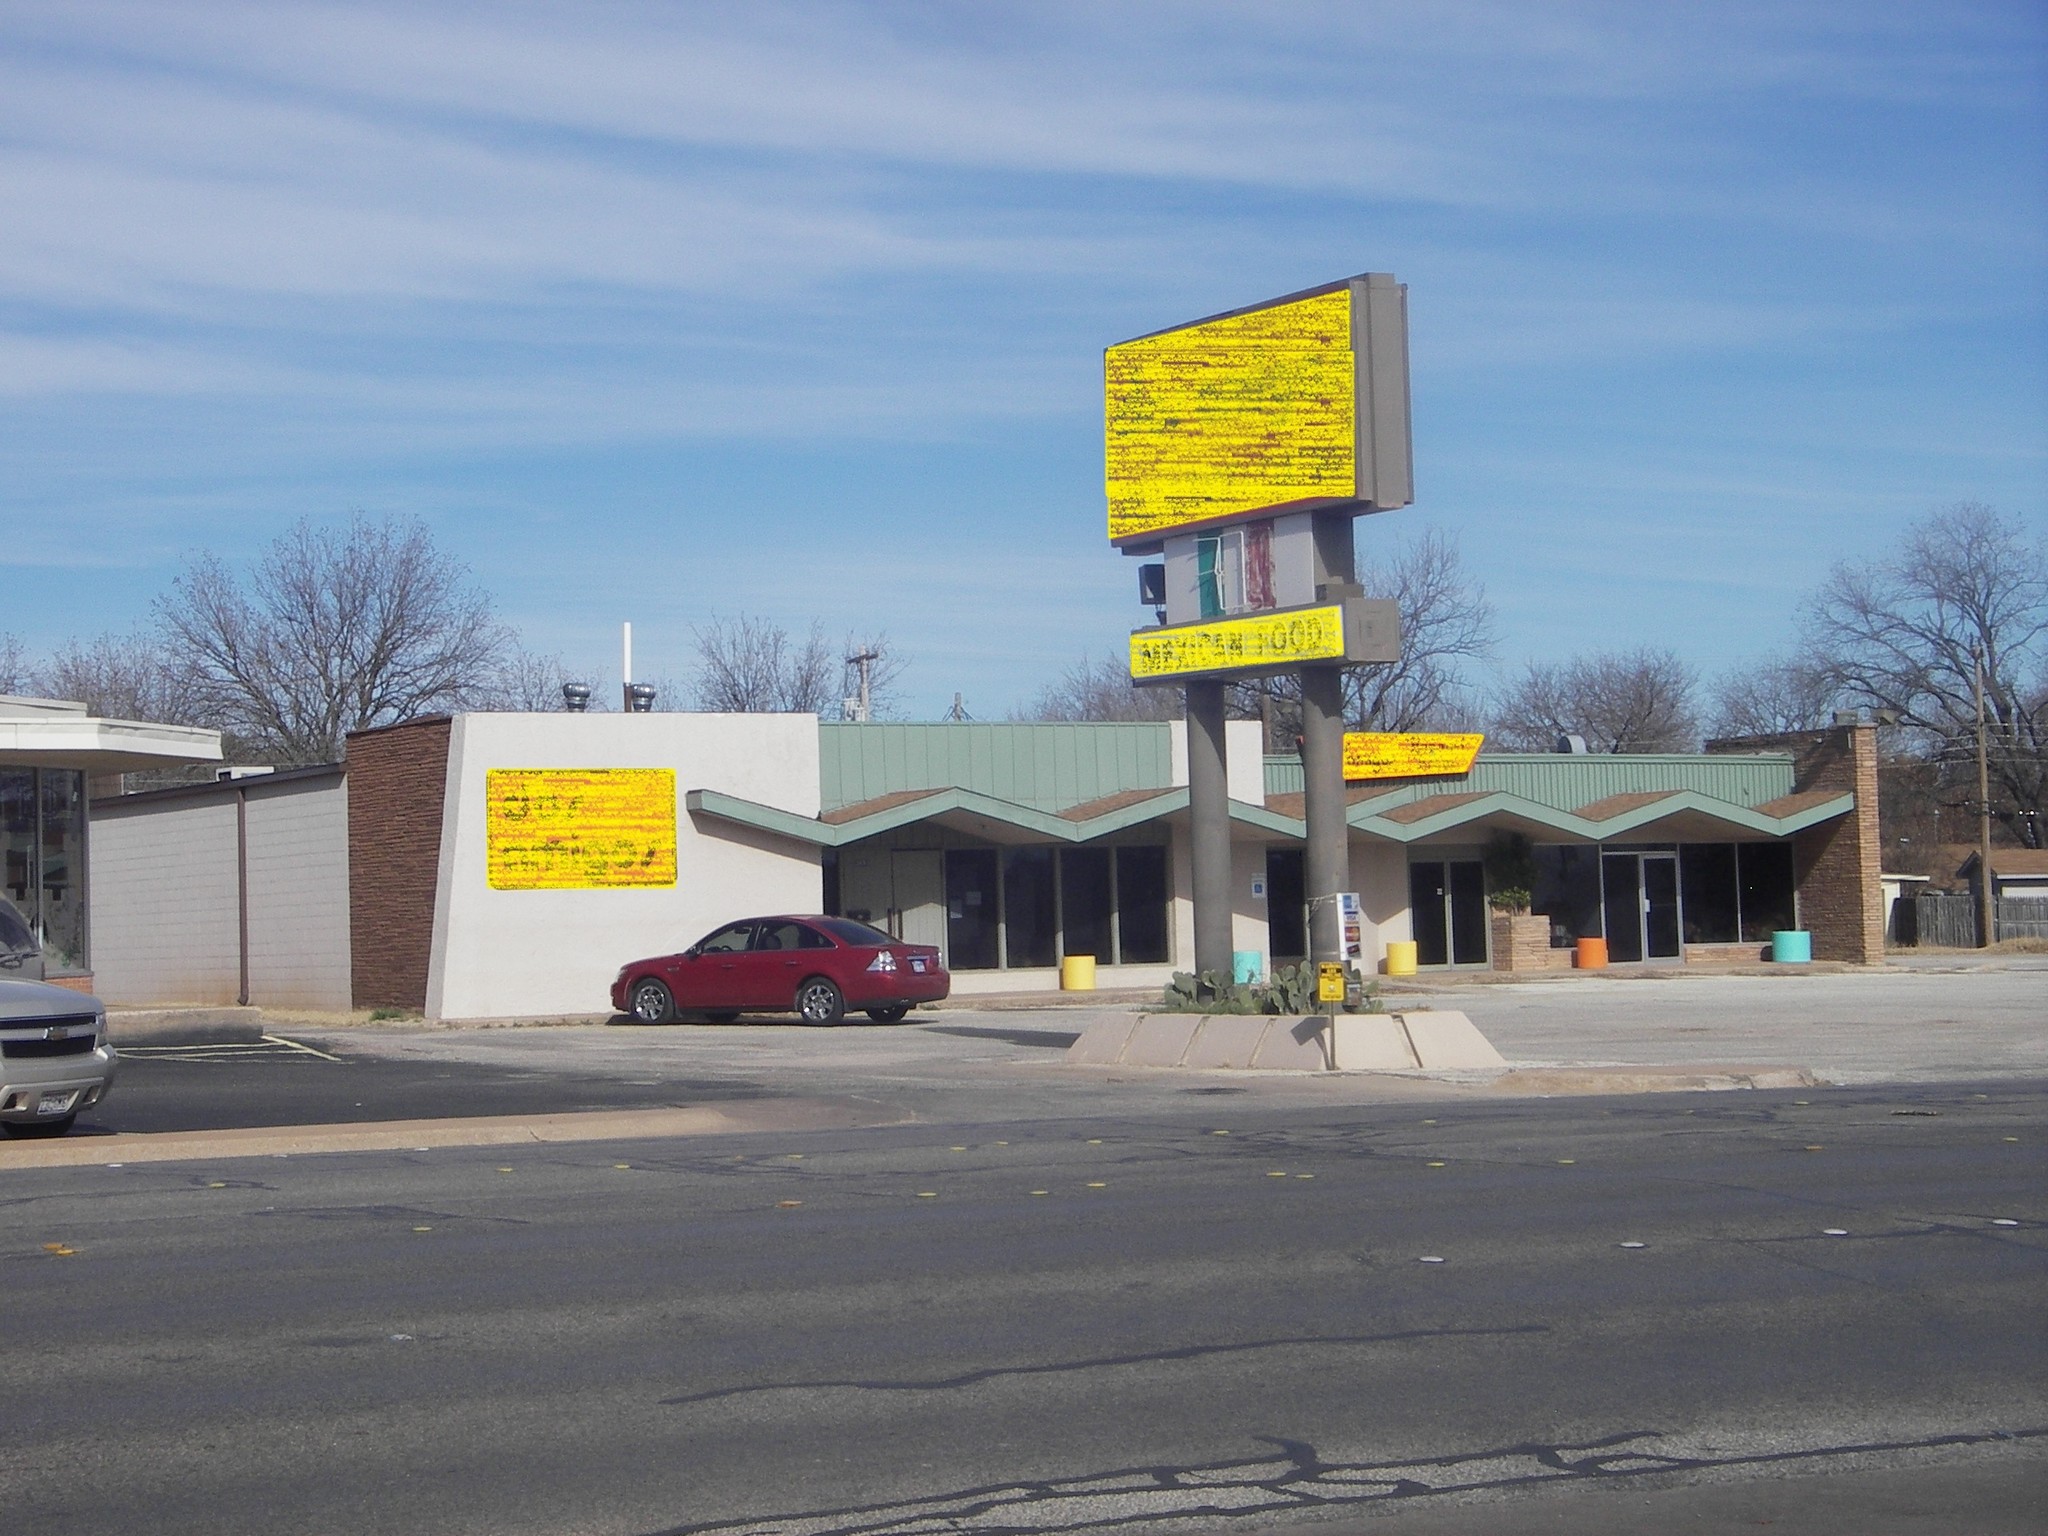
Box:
[1574, 937, 1609, 969]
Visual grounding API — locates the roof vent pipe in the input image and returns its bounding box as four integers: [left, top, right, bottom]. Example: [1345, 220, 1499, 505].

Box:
[561, 683, 591, 713]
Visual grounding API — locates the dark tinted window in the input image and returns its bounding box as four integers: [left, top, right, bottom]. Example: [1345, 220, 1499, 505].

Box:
[755, 921, 833, 951]
[1003, 848, 1057, 969]
[1061, 847, 1113, 963]
[1680, 844, 1739, 943]
[1115, 845, 1169, 964]
[696, 922, 755, 954]
[1738, 842, 1797, 940]
[814, 917, 895, 947]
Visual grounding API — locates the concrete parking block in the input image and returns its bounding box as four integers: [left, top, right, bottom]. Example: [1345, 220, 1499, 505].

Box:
[1181, 1015, 1276, 1069]
[1395, 1009, 1507, 1069]
[1123, 1013, 1203, 1067]
[1065, 1015, 1142, 1064]
[1330, 1015, 1423, 1070]
[1249, 1016, 1334, 1071]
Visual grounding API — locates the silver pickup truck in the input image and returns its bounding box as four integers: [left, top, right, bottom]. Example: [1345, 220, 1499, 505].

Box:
[0, 898, 115, 1137]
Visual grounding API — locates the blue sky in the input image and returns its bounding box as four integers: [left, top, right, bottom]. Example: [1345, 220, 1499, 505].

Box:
[3, 1, 2043, 718]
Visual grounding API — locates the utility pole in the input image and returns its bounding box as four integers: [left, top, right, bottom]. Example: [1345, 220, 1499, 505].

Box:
[1975, 645, 1994, 948]
[846, 649, 878, 723]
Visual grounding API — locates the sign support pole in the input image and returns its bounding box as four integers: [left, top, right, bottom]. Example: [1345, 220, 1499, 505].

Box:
[1186, 678, 1234, 980]
[1301, 663, 1349, 970]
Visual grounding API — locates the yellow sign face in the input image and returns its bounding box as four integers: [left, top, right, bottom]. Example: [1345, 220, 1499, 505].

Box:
[1317, 962, 1348, 1003]
[485, 769, 677, 890]
[1342, 733, 1484, 780]
[1106, 287, 1356, 544]
[1130, 605, 1346, 681]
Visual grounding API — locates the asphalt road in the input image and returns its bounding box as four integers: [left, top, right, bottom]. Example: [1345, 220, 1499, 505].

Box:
[8, 1082, 2043, 1535]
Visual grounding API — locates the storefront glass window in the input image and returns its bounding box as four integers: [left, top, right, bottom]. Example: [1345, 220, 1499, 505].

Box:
[1059, 847, 1113, 963]
[1738, 842, 1797, 941]
[1114, 845, 1169, 964]
[1680, 844, 1740, 943]
[1002, 848, 1057, 969]
[0, 769, 89, 974]
[1532, 845, 1602, 945]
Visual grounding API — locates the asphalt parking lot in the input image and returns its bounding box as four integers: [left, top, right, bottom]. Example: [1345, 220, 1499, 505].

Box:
[49, 956, 2045, 1140]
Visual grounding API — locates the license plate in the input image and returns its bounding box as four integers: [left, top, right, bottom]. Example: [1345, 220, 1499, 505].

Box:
[910, 959, 926, 973]
[36, 1091, 77, 1117]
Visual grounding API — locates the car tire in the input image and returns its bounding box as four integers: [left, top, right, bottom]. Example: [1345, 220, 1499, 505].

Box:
[865, 1005, 910, 1023]
[795, 976, 845, 1026]
[3, 1113, 76, 1138]
[628, 978, 675, 1024]
[704, 1010, 740, 1024]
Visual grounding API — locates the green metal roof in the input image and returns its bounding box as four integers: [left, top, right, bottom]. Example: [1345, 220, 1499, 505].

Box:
[1263, 751, 1799, 811]
[820, 722, 1175, 812]
[689, 785, 1299, 847]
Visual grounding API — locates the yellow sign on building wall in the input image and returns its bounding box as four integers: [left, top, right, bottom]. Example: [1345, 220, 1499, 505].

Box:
[1131, 605, 1349, 682]
[485, 768, 677, 890]
[1342, 733, 1484, 780]
[1106, 287, 1358, 545]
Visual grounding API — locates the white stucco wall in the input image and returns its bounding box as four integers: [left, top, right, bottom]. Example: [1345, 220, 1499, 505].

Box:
[1167, 719, 1268, 805]
[1351, 837, 1411, 966]
[88, 774, 351, 1009]
[425, 712, 823, 1021]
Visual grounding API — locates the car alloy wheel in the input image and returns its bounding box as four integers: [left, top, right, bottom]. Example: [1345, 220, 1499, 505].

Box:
[796, 977, 844, 1025]
[629, 978, 674, 1024]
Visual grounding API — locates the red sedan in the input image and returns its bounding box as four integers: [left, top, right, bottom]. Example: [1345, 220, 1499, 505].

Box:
[611, 915, 949, 1026]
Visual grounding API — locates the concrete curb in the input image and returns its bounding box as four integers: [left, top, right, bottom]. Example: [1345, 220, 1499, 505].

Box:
[107, 1007, 266, 1044]
[1489, 1065, 1824, 1095]
[0, 1095, 912, 1170]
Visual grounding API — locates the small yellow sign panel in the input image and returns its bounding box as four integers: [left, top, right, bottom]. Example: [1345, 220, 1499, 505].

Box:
[1342, 733, 1484, 780]
[486, 769, 677, 890]
[1317, 962, 1348, 1004]
[1106, 287, 1356, 544]
[1130, 605, 1347, 682]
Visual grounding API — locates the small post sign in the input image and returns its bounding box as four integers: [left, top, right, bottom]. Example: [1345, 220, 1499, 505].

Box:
[1317, 962, 1348, 1004]
[1339, 892, 1364, 960]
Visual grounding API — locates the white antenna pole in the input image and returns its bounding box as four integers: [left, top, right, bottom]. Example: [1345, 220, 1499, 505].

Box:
[622, 622, 633, 711]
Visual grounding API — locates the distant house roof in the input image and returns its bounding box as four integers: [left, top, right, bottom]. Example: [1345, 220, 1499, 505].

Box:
[1958, 849, 2048, 882]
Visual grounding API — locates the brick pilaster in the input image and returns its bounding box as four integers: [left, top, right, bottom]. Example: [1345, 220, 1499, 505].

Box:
[344, 717, 452, 1010]
[1789, 724, 1884, 964]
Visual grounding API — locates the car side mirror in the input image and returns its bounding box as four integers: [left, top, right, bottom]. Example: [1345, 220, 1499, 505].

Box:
[683, 946, 701, 960]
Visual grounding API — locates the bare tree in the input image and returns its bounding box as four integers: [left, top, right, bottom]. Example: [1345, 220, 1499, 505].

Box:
[476, 646, 589, 712]
[1800, 501, 2045, 846]
[33, 630, 209, 724]
[1019, 654, 1185, 722]
[0, 633, 28, 694]
[691, 615, 886, 715]
[1708, 654, 1840, 738]
[1490, 647, 1701, 753]
[158, 515, 516, 765]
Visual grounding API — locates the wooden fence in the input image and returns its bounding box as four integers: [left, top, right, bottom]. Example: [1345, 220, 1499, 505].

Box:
[1904, 890, 2048, 946]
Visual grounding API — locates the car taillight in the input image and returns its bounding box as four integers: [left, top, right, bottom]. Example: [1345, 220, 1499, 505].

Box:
[866, 950, 898, 973]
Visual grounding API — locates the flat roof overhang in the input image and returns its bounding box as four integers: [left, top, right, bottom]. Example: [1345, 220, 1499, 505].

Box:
[0, 714, 225, 774]
[1349, 787, 1856, 845]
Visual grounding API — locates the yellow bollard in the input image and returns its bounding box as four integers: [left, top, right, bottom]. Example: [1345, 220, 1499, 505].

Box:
[1384, 941, 1419, 977]
[1060, 954, 1097, 991]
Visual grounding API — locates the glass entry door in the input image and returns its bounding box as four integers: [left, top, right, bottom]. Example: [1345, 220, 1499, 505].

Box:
[1409, 859, 1489, 966]
[1601, 852, 1682, 963]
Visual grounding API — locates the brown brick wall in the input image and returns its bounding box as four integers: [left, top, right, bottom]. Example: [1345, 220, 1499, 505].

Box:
[345, 717, 452, 1010]
[1790, 725, 1884, 964]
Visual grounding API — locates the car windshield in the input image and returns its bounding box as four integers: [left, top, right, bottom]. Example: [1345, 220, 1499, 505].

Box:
[0, 898, 35, 955]
[813, 916, 897, 947]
